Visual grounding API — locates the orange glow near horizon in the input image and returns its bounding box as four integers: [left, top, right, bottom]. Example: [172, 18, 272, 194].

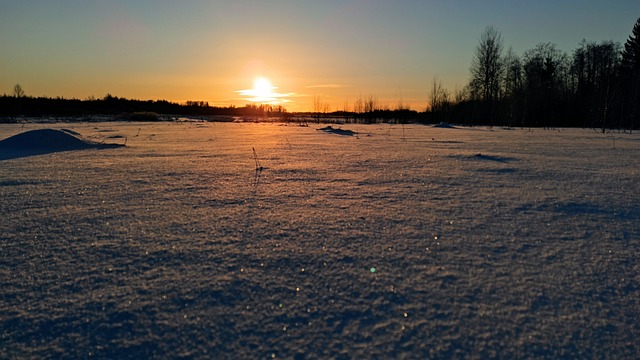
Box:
[236, 77, 292, 105]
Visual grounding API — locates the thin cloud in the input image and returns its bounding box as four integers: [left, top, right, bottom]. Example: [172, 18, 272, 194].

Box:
[235, 88, 295, 104]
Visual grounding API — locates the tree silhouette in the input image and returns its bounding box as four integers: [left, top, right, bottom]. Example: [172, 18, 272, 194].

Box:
[469, 26, 504, 124]
[572, 40, 621, 130]
[621, 18, 640, 70]
[502, 47, 524, 127]
[312, 95, 330, 122]
[456, 21, 640, 130]
[620, 17, 640, 129]
[522, 43, 570, 127]
[428, 77, 450, 114]
[13, 84, 25, 98]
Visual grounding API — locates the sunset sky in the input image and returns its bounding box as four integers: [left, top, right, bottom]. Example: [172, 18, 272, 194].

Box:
[1, 1, 638, 112]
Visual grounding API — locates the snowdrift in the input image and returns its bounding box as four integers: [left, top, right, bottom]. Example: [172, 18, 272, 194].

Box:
[317, 125, 357, 136]
[0, 128, 124, 160]
[432, 122, 456, 129]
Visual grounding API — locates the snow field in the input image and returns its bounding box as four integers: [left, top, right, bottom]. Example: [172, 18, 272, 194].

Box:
[1, 122, 638, 358]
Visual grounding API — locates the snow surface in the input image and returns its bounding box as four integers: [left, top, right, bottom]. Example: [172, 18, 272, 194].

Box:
[1, 122, 639, 359]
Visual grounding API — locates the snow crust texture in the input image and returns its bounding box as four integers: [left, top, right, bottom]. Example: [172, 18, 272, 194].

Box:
[1, 122, 639, 359]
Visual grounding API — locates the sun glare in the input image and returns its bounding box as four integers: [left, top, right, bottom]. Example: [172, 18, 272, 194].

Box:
[237, 76, 291, 105]
[253, 77, 274, 99]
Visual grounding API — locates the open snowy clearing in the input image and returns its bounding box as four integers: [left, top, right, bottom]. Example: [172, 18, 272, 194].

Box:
[1, 122, 639, 359]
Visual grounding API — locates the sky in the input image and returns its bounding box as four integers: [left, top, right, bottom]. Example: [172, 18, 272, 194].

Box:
[1, 1, 639, 112]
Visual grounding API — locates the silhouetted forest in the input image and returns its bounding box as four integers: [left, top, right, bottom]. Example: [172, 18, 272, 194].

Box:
[429, 18, 640, 131]
[0, 93, 422, 124]
[0, 94, 292, 122]
[3, 18, 639, 129]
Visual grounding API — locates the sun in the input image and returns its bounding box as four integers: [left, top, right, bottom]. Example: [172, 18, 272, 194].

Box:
[252, 77, 274, 99]
[236, 76, 292, 105]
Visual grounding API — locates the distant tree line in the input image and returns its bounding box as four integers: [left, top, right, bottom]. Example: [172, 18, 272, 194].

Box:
[429, 18, 640, 131]
[309, 94, 420, 124]
[0, 91, 422, 124]
[0, 93, 294, 122]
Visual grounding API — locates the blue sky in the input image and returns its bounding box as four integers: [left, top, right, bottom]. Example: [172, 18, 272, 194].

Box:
[1, 0, 638, 111]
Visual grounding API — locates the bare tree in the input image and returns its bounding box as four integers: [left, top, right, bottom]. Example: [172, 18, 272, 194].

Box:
[395, 91, 409, 111]
[354, 94, 364, 114]
[428, 76, 450, 113]
[364, 94, 378, 113]
[313, 95, 330, 122]
[454, 85, 469, 104]
[13, 84, 25, 98]
[502, 47, 524, 126]
[469, 26, 504, 122]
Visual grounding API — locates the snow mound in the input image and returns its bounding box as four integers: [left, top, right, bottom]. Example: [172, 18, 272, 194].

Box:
[317, 126, 356, 136]
[0, 129, 124, 160]
[433, 122, 455, 129]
